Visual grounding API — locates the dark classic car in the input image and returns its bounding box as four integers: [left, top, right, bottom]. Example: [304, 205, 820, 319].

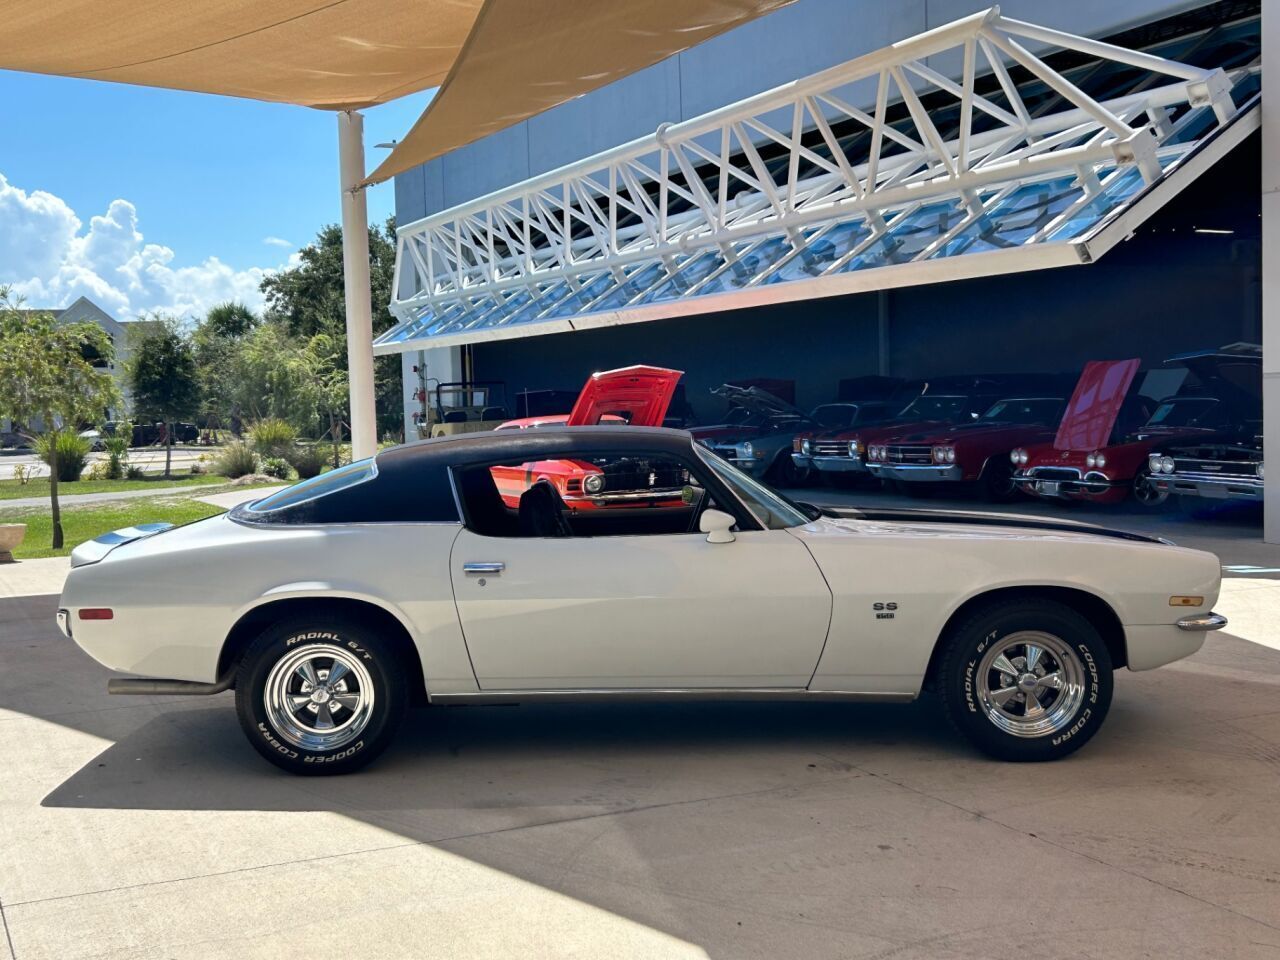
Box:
[693, 385, 824, 486]
[1014, 347, 1262, 506]
[864, 396, 1067, 501]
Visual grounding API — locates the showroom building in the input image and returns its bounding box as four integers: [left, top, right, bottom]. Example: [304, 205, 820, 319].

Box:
[381, 0, 1269, 531]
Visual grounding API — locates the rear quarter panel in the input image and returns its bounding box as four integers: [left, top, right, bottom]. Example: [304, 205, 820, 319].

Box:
[59, 514, 475, 693]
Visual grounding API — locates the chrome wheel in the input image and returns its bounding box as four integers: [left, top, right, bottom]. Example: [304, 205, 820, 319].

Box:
[976, 631, 1086, 739]
[263, 644, 376, 751]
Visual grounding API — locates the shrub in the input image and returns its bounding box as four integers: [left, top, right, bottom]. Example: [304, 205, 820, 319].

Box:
[12, 463, 32, 484]
[248, 418, 297, 460]
[213, 441, 259, 479]
[190, 461, 206, 475]
[103, 427, 131, 480]
[287, 444, 326, 479]
[35, 431, 91, 482]
[84, 460, 111, 480]
[125, 464, 146, 480]
[261, 456, 293, 480]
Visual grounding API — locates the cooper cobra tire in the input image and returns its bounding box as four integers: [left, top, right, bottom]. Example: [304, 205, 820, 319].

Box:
[235, 617, 408, 775]
[937, 598, 1113, 762]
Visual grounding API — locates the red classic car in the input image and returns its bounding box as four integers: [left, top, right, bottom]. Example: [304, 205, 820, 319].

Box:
[1011, 348, 1261, 506]
[863, 396, 1067, 501]
[490, 365, 687, 511]
[792, 375, 1044, 483]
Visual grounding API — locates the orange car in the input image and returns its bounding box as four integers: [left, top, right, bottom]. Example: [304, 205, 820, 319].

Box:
[490, 365, 685, 511]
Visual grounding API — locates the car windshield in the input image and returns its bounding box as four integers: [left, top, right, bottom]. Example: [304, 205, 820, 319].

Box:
[244, 458, 377, 513]
[1146, 397, 1220, 426]
[898, 395, 966, 420]
[811, 404, 858, 428]
[980, 398, 1063, 424]
[695, 446, 813, 529]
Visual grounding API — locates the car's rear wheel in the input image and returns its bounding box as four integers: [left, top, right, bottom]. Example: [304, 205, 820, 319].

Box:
[235, 617, 407, 774]
[937, 598, 1112, 761]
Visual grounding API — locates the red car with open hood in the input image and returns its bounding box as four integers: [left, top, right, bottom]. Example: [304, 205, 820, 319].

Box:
[490, 365, 687, 510]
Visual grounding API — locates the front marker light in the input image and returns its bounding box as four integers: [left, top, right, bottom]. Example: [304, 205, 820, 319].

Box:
[583, 473, 605, 494]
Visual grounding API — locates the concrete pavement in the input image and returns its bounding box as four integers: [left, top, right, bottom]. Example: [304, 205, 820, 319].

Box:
[1, 591, 1278, 959]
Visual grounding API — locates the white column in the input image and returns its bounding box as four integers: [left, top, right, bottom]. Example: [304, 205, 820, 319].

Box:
[1264, 0, 1279, 542]
[338, 110, 378, 461]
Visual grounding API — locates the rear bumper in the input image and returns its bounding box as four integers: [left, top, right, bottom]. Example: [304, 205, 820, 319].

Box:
[1154, 474, 1262, 501]
[867, 463, 963, 483]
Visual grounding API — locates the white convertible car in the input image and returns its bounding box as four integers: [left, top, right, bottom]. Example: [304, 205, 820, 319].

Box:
[57, 427, 1225, 774]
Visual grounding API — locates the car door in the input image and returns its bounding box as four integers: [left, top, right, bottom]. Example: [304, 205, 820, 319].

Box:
[449, 525, 831, 690]
[448, 444, 832, 691]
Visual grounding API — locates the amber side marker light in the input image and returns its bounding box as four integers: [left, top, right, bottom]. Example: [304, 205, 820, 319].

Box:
[78, 608, 114, 620]
[1169, 596, 1204, 607]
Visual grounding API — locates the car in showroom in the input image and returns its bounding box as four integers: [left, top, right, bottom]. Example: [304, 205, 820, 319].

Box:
[864, 395, 1067, 501]
[59, 426, 1225, 774]
[793, 375, 1043, 484]
[1148, 433, 1263, 506]
[490, 365, 685, 510]
[694, 384, 860, 486]
[1013, 347, 1262, 506]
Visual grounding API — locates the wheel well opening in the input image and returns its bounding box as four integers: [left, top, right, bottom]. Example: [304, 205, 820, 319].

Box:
[218, 597, 429, 704]
[924, 586, 1127, 686]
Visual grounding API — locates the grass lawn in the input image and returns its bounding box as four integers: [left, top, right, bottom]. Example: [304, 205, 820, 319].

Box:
[7, 497, 231, 560]
[0, 472, 230, 501]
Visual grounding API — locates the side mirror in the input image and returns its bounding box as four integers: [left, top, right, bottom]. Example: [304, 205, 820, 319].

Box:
[699, 508, 736, 544]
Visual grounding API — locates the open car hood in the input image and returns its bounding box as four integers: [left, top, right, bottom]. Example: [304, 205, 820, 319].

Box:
[1054, 359, 1140, 452]
[566, 365, 682, 427]
[711, 384, 811, 426]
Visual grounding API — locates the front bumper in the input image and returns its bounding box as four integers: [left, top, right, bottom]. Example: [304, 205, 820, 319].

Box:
[867, 463, 963, 483]
[1012, 471, 1120, 499]
[1125, 612, 1225, 671]
[1154, 473, 1263, 501]
[796, 454, 870, 474]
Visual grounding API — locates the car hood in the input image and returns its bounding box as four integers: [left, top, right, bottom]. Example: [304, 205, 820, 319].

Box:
[711, 384, 812, 427]
[567, 365, 682, 427]
[814, 506, 1167, 545]
[885, 422, 1052, 444]
[70, 522, 175, 567]
[1054, 359, 1140, 452]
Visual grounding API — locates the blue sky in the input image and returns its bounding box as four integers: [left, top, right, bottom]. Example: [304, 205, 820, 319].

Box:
[0, 69, 433, 320]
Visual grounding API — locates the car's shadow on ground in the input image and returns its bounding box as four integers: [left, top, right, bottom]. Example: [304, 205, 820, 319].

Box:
[41, 696, 964, 820]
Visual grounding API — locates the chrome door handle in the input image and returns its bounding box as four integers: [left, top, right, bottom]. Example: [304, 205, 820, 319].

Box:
[463, 562, 505, 574]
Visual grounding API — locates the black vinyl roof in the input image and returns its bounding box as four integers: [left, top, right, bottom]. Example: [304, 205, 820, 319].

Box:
[377, 425, 698, 471]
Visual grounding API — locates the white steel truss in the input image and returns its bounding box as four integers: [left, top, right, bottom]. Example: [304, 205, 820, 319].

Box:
[378, 6, 1258, 354]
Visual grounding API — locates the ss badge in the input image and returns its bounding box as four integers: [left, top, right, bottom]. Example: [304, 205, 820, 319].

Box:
[873, 601, 898, 620]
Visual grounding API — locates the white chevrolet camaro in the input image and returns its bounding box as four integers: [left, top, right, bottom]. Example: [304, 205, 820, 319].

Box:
[57, 427, 1225, 774]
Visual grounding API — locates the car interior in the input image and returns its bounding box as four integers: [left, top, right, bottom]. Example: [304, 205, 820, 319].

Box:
[455, 454, 727, 538]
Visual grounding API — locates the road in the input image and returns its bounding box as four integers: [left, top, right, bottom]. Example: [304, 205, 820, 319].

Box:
[0, 447, 215, 480]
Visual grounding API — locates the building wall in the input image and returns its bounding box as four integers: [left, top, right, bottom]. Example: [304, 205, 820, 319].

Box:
[394, 0, 1209, 225]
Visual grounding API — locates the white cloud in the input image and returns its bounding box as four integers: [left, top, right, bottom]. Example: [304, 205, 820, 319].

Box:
[0, 172, 288, 321]
[263, 236, 293, 249]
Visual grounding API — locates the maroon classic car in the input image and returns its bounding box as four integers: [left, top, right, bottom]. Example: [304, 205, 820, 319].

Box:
[863, 396, 1066, 501]
[792, 375, 1045, 483]
[1012, 347, 1262, 506]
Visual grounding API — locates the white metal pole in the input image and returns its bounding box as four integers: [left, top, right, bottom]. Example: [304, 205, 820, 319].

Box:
[338, 109, 378, 460]
[1263, 0, 1279, 543]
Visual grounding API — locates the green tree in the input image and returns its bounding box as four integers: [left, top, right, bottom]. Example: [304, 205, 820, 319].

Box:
[259, 218, 402, 437]
[304, 331, 350, 468]
[127, 317, 201, 478]
[230, 323, 319, 429]
[0, 287, 120, 549]
[194, 302, 258, 432]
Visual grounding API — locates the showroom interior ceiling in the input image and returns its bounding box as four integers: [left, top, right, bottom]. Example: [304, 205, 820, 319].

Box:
[377, 7, 1261, 356]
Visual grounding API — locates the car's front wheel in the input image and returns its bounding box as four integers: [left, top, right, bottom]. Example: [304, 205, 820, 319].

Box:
[235, 617, 408, 774]
[937, 598, 1113, 761]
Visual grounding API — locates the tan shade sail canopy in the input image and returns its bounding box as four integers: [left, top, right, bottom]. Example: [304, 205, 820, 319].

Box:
[366, 0, 797, 184]
[2, 0, 483, 110]
[2, 0, 794, 174]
